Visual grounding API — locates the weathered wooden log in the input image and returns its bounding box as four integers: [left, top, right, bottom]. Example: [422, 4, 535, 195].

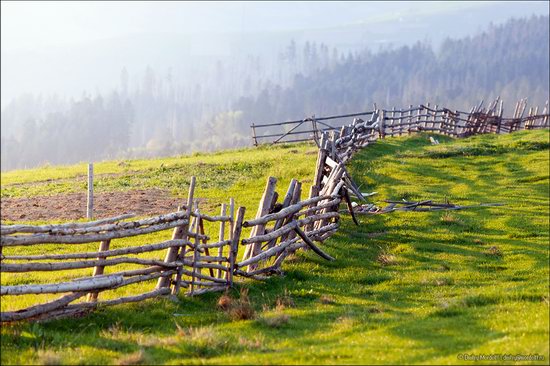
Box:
[243, 194, 331, 227]
[113, 269, 176, 289]
[242, 212, 338, 245]
[343, 189, 359, 225]
[242, 221, 297, 244]
[1, 214, 136, 235]
[160, 178, 192, 291]
[80, 265, 164, 279]
[184, 255, 228, 262]
[29, 287, 172, 321]
[237, 238, 298, 268]
[228, 207, 245, 286]
[331, 180, 345, 197]
[296, 198, 341, 217]
[197, 215, 216, 278]
[191, 213, 231, 222]
[189, 211, 200, 295]
[313, 139, 328, 188]
[315, 229, 339, 242]
[243, 177, 277, 265]
[1, 239, 188, 261]
[87, 239, 111, 302]
[272, 241, 307, 268]
[279, 181, 302, 244]
[45, 211, 188, 236]
[1, 257, 182, 272]
[216, 204, 227, 278]
[307, 222, 340, 240]
[304, 185, 320, 232]
[1, 219, 197, 246]
[176, 268, 228, 284]
[265, 179, 298, 249]
[181, 260, 228, 271]
[195, 239, 231, 250]
[179, 280, 224, 287]
[293, 226, 335, 261]
[1, 275, 124, 295]
[1, 292, 86, 322]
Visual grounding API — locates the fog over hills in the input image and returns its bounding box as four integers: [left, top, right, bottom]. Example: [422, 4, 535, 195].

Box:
[1, 1, 549, 171]
[2, 1, 548, 106]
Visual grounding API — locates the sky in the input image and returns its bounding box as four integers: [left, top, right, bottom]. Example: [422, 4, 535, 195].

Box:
[0, 1, 501, 52]
[1, 1, 548, 108]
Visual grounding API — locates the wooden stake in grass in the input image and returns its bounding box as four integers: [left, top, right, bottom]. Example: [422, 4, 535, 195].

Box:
[243, 177, 277, 271]
[87, 162, 93, 220]
[87, 239, 111, 302]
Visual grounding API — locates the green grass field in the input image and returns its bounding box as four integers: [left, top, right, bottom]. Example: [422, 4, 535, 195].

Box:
[1, 130, 549, 365]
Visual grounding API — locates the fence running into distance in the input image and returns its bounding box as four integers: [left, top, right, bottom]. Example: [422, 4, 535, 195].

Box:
[1, 98, 549, 323]
[251, 98, 550, 145]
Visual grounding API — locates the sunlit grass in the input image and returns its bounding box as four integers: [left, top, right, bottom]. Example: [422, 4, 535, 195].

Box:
[1, 131, 548, 364]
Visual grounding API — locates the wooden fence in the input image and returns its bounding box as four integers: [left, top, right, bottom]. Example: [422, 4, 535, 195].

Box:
[1, 98, 549, 323]
[251, 98, 550, 145]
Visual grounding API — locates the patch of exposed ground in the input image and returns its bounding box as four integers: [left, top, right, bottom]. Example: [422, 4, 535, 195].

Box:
[0, 189, 214, 222]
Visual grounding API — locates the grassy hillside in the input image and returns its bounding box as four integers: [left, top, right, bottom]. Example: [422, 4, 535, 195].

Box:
[1, 130, 549, 365]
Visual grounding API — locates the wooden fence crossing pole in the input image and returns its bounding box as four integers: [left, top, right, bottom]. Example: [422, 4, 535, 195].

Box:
[86, 239, 111, 302]
[87, 163, 94, 220]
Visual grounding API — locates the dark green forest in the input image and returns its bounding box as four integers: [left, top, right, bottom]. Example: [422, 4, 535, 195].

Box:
[1, 15, 548, 171]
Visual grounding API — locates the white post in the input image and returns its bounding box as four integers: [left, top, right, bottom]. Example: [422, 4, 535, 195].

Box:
[87, 163, 94, 220]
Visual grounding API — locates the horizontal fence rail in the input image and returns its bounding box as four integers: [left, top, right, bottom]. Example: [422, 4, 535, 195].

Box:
[2, 98, 549, 323]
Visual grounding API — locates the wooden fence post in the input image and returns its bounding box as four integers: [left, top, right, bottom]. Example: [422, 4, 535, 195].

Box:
[228, 207, 246, 288]
[86, 239, 111, 302]
[251, 123, 258, 146]
[311, 116, 320, 147]
[87, 163, 93, 220]
[378, 110, 385, 139]
[243, 177, 277, 271]
[157, 177, 195, 291]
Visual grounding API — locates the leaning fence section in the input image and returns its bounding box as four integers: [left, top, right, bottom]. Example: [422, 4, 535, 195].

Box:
[1, 98, 549, 323]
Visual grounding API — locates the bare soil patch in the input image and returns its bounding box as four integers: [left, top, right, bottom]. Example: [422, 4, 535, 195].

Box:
[0, 189, 201, 222]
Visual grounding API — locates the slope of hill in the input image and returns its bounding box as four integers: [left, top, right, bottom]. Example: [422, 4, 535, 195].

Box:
[1, 130, 548, 364]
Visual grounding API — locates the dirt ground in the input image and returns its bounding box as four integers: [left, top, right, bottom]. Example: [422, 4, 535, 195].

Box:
[0, 189, 196, 222]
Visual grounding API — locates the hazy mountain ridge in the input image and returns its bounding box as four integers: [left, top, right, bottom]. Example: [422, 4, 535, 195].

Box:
[1, 7, 549, 171]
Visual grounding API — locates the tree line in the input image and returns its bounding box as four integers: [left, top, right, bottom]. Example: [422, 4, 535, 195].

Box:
[1, 15, 548, 171]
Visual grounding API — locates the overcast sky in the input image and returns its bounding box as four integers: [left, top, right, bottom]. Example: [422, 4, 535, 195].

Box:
[1, 1, 516, 52]
[1, 1, 548, 108]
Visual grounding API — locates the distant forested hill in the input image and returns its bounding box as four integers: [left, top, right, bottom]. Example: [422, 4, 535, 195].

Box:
[234, 16, 550, 126]
[1, 15, 548, 171]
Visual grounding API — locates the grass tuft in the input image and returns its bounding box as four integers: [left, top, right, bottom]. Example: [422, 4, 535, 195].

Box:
[226, 288, 256, 321]
[319, 295, 336, 304]
[36, 350, 61, 366]
[440, 212, 462, 225]
[216, 293, 233, 311]
[115, 350, 146, 365]
[274, 289, 295, 310]
[258, 313, 290, 328]
[485, 245, 503, 257]
[377, 248, 398, 266]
